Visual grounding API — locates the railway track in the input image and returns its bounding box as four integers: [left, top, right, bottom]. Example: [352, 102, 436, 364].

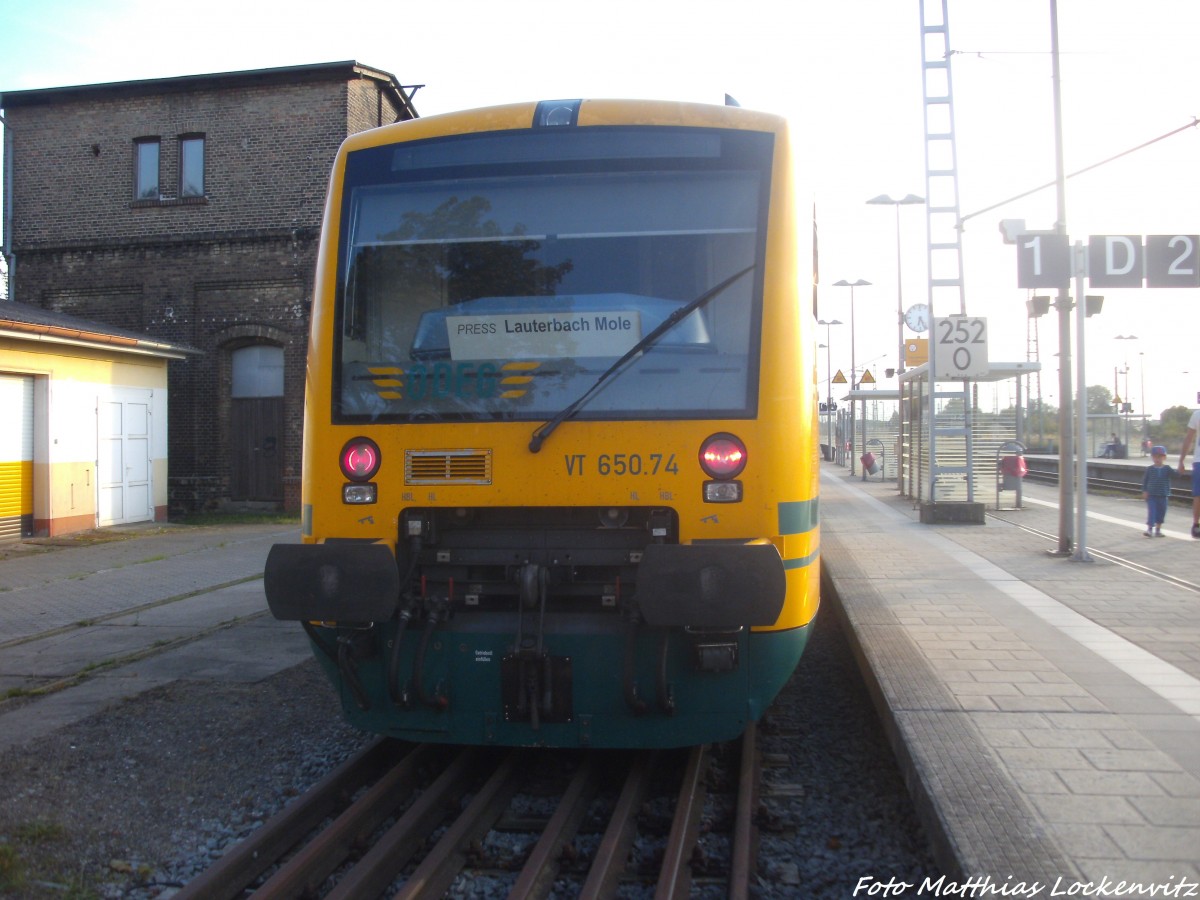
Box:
[1023, 457, 1193, 501]
[173, 727, 761, 899]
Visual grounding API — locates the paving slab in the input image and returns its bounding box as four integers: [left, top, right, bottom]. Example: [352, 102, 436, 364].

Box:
[0, 522, 308, 751]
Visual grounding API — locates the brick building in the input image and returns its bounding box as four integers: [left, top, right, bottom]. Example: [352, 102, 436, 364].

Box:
[0, 62, 418, 512]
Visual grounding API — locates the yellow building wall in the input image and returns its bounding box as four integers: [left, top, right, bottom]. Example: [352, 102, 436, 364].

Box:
[0, 337, 172, 537]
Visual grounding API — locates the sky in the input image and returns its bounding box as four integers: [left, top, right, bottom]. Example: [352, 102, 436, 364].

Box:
[1, 0, 1197, 418]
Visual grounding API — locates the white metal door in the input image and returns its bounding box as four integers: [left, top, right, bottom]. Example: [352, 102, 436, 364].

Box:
[98, 389, 153, 526]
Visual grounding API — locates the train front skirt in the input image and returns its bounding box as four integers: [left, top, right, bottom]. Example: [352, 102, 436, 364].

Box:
[302, 616, 810, 749]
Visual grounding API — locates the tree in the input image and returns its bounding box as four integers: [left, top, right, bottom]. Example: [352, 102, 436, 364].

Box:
[1154, 405, 1193, 451]
[1087, 384, 1114, 414]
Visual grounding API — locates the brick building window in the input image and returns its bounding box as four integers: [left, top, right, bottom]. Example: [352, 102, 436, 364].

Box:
[134, 138, 160, 200]
[180, 134, 205, 198]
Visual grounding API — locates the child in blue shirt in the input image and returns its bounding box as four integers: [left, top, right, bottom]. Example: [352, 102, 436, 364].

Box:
[1142, 445, 1173, 537]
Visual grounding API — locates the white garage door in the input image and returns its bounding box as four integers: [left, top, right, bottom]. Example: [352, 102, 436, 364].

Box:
[0, 374, 34, 541]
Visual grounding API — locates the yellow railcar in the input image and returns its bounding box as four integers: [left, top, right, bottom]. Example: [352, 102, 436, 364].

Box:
[266, 98, 819, 747]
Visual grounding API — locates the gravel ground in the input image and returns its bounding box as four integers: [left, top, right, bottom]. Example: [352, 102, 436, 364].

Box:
[0, 662, 370, 899]
[751, 605, 941, 897]
[0, 604, 938, 899]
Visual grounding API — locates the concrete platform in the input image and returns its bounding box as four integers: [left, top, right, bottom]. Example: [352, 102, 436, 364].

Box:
[0, 523, 309, 750]
[821, 469, 1200, 890]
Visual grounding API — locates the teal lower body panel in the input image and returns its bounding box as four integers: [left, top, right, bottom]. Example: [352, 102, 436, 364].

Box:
[306, 616, 813, 749]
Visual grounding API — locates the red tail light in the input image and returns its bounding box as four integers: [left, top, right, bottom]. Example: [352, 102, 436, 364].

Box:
[699, 433, 747, 479]
[340, 437, 381, 482]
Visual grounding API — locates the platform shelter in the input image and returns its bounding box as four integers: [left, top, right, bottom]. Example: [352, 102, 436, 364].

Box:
[896, 360, 1041, 519]
[839, 388, 901, 482]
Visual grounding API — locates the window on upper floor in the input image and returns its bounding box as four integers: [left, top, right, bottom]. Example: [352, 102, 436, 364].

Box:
[134, 138, 160, 200]
[180, 134, 205, 198]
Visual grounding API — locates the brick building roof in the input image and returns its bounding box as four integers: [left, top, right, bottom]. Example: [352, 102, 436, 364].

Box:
[0, 60, 419, 121]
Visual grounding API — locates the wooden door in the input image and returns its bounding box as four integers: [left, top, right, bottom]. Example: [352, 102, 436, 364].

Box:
[230, 397, 283, 501]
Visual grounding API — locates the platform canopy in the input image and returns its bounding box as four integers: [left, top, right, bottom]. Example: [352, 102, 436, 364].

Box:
[898, 360, 1042, 385]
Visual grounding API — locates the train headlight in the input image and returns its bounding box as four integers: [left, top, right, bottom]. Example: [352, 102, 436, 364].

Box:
[703, 480, 743, 503]
[340, 437, 381, 482]
[343, 483, 377, 504]
[699, 433, 747, 479]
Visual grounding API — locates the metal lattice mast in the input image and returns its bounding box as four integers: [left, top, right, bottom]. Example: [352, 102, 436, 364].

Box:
[919, 0, 966, 316]
[919, 0, 973, 503]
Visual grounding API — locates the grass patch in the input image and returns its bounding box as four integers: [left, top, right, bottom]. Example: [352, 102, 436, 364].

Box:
[0, 842, 26, 893]
[0, 820, 72, 895]
[14, 820, 65, 844]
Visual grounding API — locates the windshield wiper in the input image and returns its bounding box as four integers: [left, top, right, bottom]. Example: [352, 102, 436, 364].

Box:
[528, 264, 755, 453]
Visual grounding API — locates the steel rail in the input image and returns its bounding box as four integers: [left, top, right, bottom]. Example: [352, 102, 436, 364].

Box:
[252, 742, 439, 898]
[323, 748, 486, 900]
[178, 729, 760, 899]
[393, 751, 522, 899]
[173, 736, 401, 900]
[729, 723, 759, 900]
[507, 754, 603, 899]
[654, 743, 709, 899]
[579, 751, 658, 899]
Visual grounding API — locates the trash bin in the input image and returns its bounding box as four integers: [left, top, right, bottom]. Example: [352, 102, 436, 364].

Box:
[860, 451, 880, 476]
[1000, 454, 1027, 490]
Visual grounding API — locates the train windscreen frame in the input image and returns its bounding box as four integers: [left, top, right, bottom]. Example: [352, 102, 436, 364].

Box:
[333, 126, 773, 424]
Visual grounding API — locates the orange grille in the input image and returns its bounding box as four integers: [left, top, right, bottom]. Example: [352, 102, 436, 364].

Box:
[405, 449, 492, 485]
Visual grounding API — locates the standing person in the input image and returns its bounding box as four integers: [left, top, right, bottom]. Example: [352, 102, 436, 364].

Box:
[1142, 446, 1172, 537]
[1179, 407, 1200, 538]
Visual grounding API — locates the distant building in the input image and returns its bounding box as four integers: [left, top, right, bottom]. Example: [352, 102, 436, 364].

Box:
[0, 62, 419, 513]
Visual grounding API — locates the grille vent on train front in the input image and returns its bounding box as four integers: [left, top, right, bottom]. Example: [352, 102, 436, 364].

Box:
[405, 449, 492, 485]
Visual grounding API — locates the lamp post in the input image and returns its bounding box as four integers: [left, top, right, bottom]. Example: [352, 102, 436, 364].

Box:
[866, 194, 925, 378]
[834, 280, 869, 475]
[867, 194, 923, 495]
[1139, 350, 1146, 448]
[1027, 296, 1051, 448]
[818, 319, 843, 461]
[1115, 334, 1138, 451]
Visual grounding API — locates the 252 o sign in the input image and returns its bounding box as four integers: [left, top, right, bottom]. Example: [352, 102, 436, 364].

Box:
[933, 317, 989, 379]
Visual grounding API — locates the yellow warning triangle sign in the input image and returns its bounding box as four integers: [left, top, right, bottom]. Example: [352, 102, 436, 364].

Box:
[832, 369, 848, 384]
[859, 369, 876, 385]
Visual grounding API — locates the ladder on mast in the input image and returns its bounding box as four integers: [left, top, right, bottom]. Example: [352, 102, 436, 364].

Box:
[919, 0, 974, 504]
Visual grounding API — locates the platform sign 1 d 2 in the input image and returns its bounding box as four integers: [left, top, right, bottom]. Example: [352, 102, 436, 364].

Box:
[1018, 233, 1200, 288]
[1017, 232, 1071, 288]
[1088, 234, 1200, 287]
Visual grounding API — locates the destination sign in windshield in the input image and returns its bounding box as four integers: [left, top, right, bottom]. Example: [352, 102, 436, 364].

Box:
[446, 311, 642, 360]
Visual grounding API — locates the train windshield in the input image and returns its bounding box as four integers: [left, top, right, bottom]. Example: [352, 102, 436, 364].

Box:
[334, 126, 773, 423]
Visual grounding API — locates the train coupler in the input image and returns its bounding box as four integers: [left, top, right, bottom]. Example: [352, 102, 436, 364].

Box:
[501, 652, 572, 725]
